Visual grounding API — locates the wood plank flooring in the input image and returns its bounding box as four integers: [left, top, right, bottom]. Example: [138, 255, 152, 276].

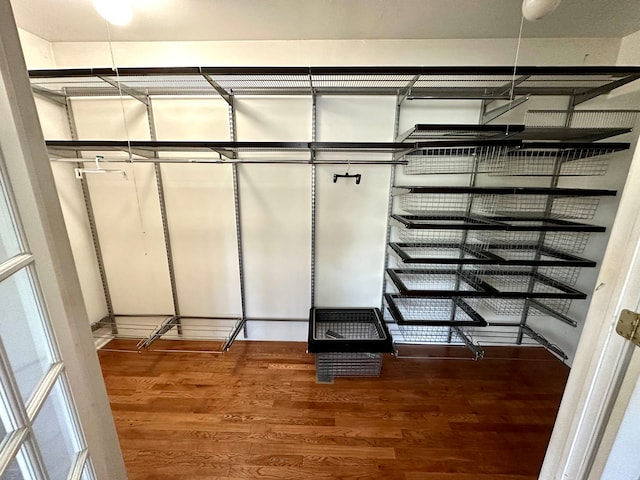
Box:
[98, 340, 569, 480]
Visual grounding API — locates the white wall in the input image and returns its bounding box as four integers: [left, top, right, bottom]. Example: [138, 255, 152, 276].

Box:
[49, 38, 620, 68]
[17, 28, 54, 68]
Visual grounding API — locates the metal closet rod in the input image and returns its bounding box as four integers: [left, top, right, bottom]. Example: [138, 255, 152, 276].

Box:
[51, 157, 406, 165]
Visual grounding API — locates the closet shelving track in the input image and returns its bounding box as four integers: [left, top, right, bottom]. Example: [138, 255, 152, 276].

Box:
[29, 66, 640, 354]
[388, 117, 637, 360]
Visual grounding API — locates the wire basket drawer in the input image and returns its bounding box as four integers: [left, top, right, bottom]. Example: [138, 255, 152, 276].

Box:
[385, 295, 487, 327]
[315, 352, 382, 380]
[472, 230, 591, 254]
[474, 195, 601, 220]
[309, 308, 392, 381]
[404, 144, 511, 175]
[487, 144, 624, 177]
[307, 308, 393, 354]
[398, 193, 475, 216]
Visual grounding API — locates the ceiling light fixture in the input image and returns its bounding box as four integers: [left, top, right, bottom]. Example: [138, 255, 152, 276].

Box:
[92, 0, 133, 26]
[522, 0, 561, 21]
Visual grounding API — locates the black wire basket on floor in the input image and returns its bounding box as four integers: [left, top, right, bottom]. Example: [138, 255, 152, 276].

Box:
[308, 308, 394, 382]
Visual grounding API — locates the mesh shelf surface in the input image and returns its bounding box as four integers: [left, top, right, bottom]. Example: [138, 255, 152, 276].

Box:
[385, 295, 487, 326]
[387, 269, 488, 296]
[524, 109, 639, 129]
[397, 124, 524, 142]
[30, 67, 640, 100]
[470, 270, 585, 299]
[389, 243, 496, 266]
[487, 246, 594, 268]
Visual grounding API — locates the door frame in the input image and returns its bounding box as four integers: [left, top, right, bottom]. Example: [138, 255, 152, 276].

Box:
[540, 138, 640, 478]
[0, 1, 127, 478]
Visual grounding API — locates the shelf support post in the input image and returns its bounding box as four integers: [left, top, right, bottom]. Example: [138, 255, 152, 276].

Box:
[310, 85, 317, 308]
[232, 163, 247, 342]
[65, 95, 117, 334]
[228, 94, 238, 159]
[147, 96, 182, 335]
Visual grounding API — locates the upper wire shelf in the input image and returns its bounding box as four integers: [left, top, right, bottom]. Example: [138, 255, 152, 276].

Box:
[29, 66, 640, 100]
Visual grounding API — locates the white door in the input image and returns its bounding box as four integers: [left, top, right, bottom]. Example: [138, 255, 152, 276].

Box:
[0, 1, 126, 479]
[598, 347, 640, 480]
[539, 115, 640, 478]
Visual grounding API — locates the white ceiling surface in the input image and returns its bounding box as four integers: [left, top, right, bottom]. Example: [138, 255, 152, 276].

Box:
[10, 0, 640, 43]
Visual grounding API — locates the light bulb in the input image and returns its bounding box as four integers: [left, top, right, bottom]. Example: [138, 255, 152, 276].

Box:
[93, 0, 133, 26]
[522, 0, 562, 21]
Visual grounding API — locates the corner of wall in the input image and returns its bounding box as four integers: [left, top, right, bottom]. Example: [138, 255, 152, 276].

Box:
[617, 29, 640, 65]
[17, 27, 56, 69]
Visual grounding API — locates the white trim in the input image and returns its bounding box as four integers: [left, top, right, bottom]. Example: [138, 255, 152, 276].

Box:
[25, 362, 64, 421]
[0, 428, 28, 476]
[66, 449, 89, 480]
[540, 126, 640, 479]
[0, 254, 33, 283]
[0, 1, 126, 478]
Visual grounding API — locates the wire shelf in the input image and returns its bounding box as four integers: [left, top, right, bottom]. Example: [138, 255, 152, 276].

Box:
[388, 243, 496, 267]
[385, 295, 487, 327]
[29, 67, 640, 100]
[479, 297, 573, 316]
[396, 325, 465, 343]
[92, 316, 243, 352]
[474, 195, 601, 220]
[524, 109, 639, 129]
[397, 228, 468, 244]
[404, 144, 511, 175]
[387, 269, 487, 295]
[399, 193, 476, 215]
[488, 144, 624, 176]
[469, 270, 584, 298]
[486, 245, 593, 267]
[469, 231, 591, 253]
[397, 124, 524, 142]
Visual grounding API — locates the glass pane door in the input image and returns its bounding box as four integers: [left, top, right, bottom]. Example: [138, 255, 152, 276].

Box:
[0, 150, 94, 479]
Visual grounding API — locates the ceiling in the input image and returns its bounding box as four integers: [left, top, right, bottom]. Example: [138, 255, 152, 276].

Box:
[9, 0, 640, 43]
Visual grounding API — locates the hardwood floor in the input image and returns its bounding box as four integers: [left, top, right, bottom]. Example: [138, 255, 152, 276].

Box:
[98, 340, 569, 480]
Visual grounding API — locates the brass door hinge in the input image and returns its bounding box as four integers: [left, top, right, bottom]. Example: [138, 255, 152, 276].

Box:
[616, 309, 640, 347]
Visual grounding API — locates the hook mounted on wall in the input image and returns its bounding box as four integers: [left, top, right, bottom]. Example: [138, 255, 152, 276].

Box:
[74, 155, 127, 179]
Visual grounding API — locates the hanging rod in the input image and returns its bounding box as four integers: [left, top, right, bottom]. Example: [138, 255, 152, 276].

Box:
[51, 157, 407, 166]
